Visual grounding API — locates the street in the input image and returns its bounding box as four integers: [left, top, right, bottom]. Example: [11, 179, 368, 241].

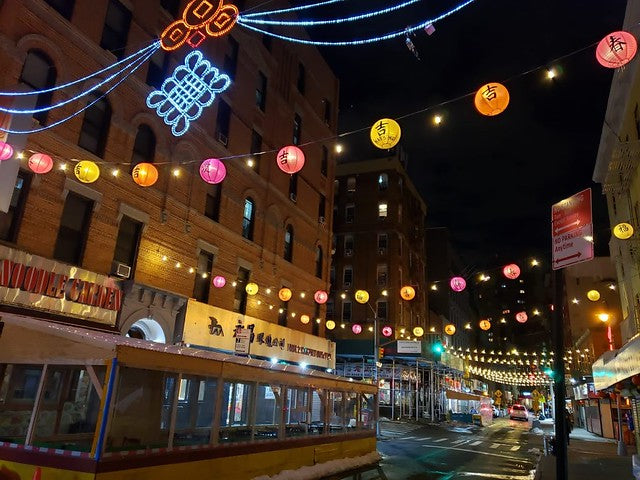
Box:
[376, 418, 542, 480]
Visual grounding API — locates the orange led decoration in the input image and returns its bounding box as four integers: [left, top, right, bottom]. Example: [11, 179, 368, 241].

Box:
[161, 0, 239, 52]
[474, 82, 509, 116]
[132, 162, 159, 187]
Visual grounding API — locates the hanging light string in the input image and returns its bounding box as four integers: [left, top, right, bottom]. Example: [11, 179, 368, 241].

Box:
[238, 0, 425, 26]
[240, 0, 345, 18]
[237, 0, 474, 46]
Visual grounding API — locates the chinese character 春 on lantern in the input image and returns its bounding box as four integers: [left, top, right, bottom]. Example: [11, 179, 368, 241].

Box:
[278, 287, 292, 301]
[200, 158, 226, 184]
[596, 31, 637, 68]
[245, 282, 259, 295]
[370, 118, 401, 149]
[355, 290, 369, 304]
[28, 153, 53, 174]
[502, 264, 520, 280]
[613, 222, 634, 240]
[587, 289, 601, 302]
[445, 324, 456, 335]
[277, 145, 305, 174]
[400, 286, 416, 300]
[479, 319, 491, 331]
[450, 277, 466, 292]
[474, 82, 509, 116]
[132, 162, 159, 187]
[74, 160, 100, 184]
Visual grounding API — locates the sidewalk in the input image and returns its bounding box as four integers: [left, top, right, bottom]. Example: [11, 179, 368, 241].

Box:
[535, 425, 636, 480]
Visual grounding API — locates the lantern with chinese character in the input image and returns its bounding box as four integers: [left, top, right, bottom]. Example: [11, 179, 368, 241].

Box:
[276, 145, 305, 174]
[212, 275, 226, 288]
[400, 285, 416, 301]
[587, 290, 601, 302]
[355, 289, 369, 304]
[245, 282, 259, 295]
[474, 82, 509, 116]
[413, 326, 424, 337]
[314, 290, 328, 304]
[28, 153, 53, 174]
[278, 287, 292, 302]
[0, 141, 13, 161]
[326, 320, 336, 330]
[445, 324, 456, 335]
[479, 319, 491, 331]
[132, 162, 159, 187]
[502, 264, 520, 280]
[596, 31, 637, 68]
[199, 158, 226, 184]
[614, 222, 634, 240]
[300, 314, 310, 324]
[352, 323, 362, 335]
[74, 160, 100, 183]
[370, 118, 401, 149]
[516, 311, 528, 323]
[450, 276, 466, 292]
[382, 326, 393, 337]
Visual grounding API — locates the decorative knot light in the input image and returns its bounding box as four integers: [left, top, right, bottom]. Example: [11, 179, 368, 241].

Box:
[132, 162, 159, 187]
[278, 287, 292, 302]
[212, 275, 226, 288]
[314, 290, 328, 304]
[613, 222, 634, 240]
[74, 160, 100, 183]
[28, 153, 53, 174]
[355, 289, 369, 304]
[596, 31, 637, 68]
[450, 276, 466, 292]
[0, 141, 14, 161]
[474, 82, 509, 116]
[326, 320, 336, 330]
[276, 145, 305, 174]
[245, 282, 259, 295]
[370, 118, 401, 149]
[351, 323, 362, 335]
[199, 158, 226, 184]
[587, 290, 601, 302]
[516, 311, 528, 323]
[445, 324, 456, 335]
[400, 285, 416, 300]
[502, 264, 520, 280]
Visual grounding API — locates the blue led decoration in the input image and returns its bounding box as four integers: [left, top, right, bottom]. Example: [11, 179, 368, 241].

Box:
[240, 0, 344, 18]
[147, 50, 231, 137]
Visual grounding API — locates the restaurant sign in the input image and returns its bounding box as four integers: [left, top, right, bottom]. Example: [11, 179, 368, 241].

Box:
[183, 299, 336, 369]
[0, 245, 122, 326]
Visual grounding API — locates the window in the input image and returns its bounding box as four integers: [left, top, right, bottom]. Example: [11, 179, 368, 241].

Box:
[343, 266, 353, 286]
[313, 304, 320, 336]
[193, 251, 214, 303]
[131, 124, 156, 170]
[378, 173, 388, 191]
[19, 50, 56, 126]
[160, 0, 180, 16]
[44, 0, 75, 19]
[342, 301, 352, 322]
[146, 49, 170, 89]
[377, 264, 388, 286]
[205, 184, 222, 222]
[296, 62, 305, 94]
[256, 71, 267, 111]
[215, 99, 231, 145]
[242, 197, 255, 240]
[344, 235, 354, 255]
[315, 246, 323, 278]
[284, 224, 294, 262]
[398, 204, 402, 221]
[321, 146, 328, 176]
[53, 192, 93, 265]
[318, 195, 326, 222]
[326, 299, 334, 319]
[376, 300, 388, 319]
[249, 130, 262, 173]
[113, 215, 142, 270]
[278, 293, 288, 326]
[323, 98, 331, 125]
[345, 204, 354, 223]
[100, 0, 131, 60]
[330, 266, 335, 285]
[292, 113, 302, 145]
[78, 91, 111, 157]
[377, 233, 388, 251]
[289, 173, 298, 201]
[378, 203, 388, 219]
[234, 267, 250, 314]
[0, 172, 31, 243]
[347, 177, 356, 192]
[223, 36, 239, 80]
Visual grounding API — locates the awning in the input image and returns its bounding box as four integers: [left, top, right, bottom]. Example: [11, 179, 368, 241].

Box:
[592, 336, 640, 390]
[445, 389, 485, 401]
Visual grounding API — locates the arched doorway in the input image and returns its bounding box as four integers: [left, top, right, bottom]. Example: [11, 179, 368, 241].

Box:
[125, 318, 166, 343]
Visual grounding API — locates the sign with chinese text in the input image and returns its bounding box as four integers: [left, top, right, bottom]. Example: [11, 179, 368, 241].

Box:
[234, 327, 251, 355]
[183, 299, 336, 369]
[552, 188, 594, 270]
[397, 340, 422, 354]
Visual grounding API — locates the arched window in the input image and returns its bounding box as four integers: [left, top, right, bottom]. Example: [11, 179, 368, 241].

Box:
[131, 124, 156, 170]
[242, 197, 255, 240]
[284, 224, 293, 262]
[19, 50, 56, 126]
[315, 246, 323, 278]
[78, 91, 111, 157]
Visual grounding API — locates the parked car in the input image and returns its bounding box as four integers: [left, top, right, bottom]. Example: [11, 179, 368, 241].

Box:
[509, 404, 529, 421]
[492, 406, 500, 418]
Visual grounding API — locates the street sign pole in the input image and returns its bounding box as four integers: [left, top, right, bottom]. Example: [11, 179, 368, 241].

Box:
[552, 268, 568, 480]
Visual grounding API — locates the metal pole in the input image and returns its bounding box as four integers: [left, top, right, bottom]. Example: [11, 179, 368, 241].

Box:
[430, 363, 435, 421]
[416, 359, 419, 421]
[552, 269, 568, 480]
[617, 395, 628, 456]
[374, 314, 379, 436]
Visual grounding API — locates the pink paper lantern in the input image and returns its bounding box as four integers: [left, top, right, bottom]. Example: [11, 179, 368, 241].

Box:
[516, 311, 528, 323]
[212, 275, 226, 288]
[450, 276, 466, 292]
[382, 326, 393, 337]
[0, 141, 13, 161]
[276, 145, 305, 174]
[352, 323, 362, 335]
[596, 31, 637, 68]
[502, 264, 521, 280]
[28, 153, 53, 174]
[314, 290, 328, 304]
[199, 158, 226, 184]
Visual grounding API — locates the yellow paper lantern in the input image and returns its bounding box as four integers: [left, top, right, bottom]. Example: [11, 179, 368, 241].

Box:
[278, 287, 292, 302]
[479, 319, 491, 331]
[400, 286, 416, 301]
[370, 118, 401, 149]
[300, 314, 310, 324]
[614, 222, 634, 240]
[413, 326, 424, 337]
[444, 324, 456, 336]
[474, 82, 510, 116]
[245, 282, 259, 296]
[74, 160, 100, 183]
[355, 289, 369, 304]
[326, 320, 336, 330]
[587, 290, 601, 302]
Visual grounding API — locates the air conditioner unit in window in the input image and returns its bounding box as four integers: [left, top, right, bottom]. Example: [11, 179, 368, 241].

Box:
[319, 216, 325, 225]
[112, 261, 131, 279]
[379, 248, 386, 255]
[216, 131, 228, 146]
[344, 281, 351, 287]
[345, 248, 353, 256]
[290, 193, 297, 202]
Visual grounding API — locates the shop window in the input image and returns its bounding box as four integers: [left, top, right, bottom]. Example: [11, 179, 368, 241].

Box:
[242, 197, 255, 240]
[130, 124, 156, 171]
[173, 376, 217, 447]
[285, 387, 309, 437]
[255, 384, 280, 439]
[193, 250, 214, 303]
[0, 365, 43, 444]
[53, 192, 93, 265]
[219, 381, 253, 443]
[19, 50, 56, 126]
[100, 0, 131, 59]
[0, 171, 31, 243]
[78, 91, 111, 157]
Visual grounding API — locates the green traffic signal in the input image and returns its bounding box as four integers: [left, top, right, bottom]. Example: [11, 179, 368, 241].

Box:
[433, 343, 443, 354]
[544, 368, 554, 378]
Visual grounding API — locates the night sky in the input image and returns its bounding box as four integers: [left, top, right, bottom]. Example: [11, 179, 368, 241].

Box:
[300, 0, 627, 268]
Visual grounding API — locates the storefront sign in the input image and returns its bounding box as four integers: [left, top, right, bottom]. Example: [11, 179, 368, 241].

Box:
[0, 245, 122, 326]
[234, 327, 251, 355]
[183, 299, 336, 369]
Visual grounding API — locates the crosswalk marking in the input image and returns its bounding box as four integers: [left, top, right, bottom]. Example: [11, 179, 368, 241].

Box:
[470, 440, 482, 446]
[452, 439, 467, 444]
[433, 438, 447, 443]
[510, 445, 521, 451]
[490, 443, 500, 449]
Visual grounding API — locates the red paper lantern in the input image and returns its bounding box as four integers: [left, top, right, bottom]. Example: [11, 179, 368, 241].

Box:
[0, 141, 13, 161]
[199, 158, 226, 184]
[276, 145, 305, 174]
[450, 276, 466, 292]
[314, 290, 328, 304]
[516, 311, 528, 323]
[212, 275, 226, 288]
[596, 31, 637, 68]
[352, 323, 362, 335]
[28, 153, 53, 174]
[382, 326, 393, 337]
[502, 264, 520, 280]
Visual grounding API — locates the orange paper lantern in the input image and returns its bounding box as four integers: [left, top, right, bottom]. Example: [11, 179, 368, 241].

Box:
[132, 162, 159, 187]
[474, 82, 509, 116]
[278, 287, 292, 302]
[479, 319, 491, 331]
[400, 286, 416, 300]
[444, 324, 456, 335]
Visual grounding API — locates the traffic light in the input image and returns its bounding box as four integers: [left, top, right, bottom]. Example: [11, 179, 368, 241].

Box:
[432, 342, 443, 361]
[378, 346, 385, 359]
[544, 368, 554, 378]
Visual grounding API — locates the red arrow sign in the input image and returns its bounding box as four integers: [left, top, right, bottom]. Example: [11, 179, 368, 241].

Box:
[551, 189, 593, 270]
